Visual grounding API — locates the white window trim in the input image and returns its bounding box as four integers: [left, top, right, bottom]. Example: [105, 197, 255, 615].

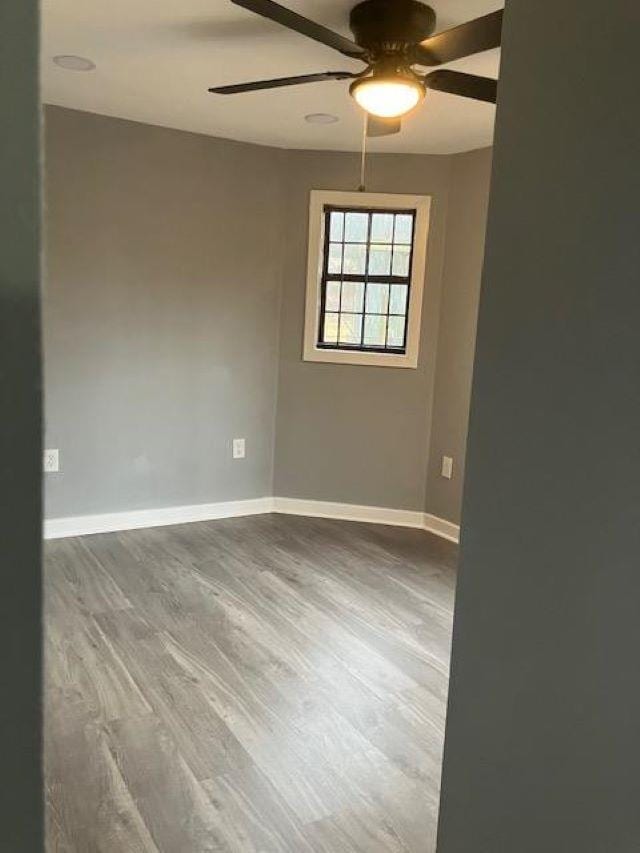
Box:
[303, 189, 431, 369]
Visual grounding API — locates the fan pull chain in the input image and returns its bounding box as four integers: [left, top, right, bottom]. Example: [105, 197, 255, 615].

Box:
[358, 112, 367, 192]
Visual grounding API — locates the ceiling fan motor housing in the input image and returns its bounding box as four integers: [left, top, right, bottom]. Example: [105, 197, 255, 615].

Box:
[349, 0, 436, 53]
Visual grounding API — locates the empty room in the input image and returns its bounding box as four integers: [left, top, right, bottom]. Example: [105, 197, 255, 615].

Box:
[42, 0, 491, 850]
[40, 1, 499, 849]
[4, 0, 639, 850]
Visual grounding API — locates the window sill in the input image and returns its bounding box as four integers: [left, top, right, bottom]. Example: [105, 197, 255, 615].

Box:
[303, 345, 418, 369]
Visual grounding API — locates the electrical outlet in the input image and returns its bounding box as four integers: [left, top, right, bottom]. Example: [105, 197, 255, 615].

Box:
[441, 455, 453, 480]
[232, 438, 246, 460]
[44, 449, 60, 473]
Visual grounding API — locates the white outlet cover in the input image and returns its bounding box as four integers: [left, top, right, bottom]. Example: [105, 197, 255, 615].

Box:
[441, 455, 453, 480]
[44, 449, 60, 473]
[232, 438, 246, 460]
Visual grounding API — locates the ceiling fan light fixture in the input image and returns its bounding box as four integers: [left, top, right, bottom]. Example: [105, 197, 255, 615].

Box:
[350, 74, 424, 118]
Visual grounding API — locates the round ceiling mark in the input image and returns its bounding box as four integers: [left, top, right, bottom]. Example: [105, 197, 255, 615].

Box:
[305, 113, 339, 125]
[53, 55, 96, 72]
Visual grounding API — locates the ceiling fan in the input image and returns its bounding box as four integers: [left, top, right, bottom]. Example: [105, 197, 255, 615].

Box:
[209, 0, 502, 136]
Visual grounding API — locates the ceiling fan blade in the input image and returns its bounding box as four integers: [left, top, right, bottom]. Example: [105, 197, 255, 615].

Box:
[366, 115, 402, 137]
[425, 70, 497, 103]
[412, 9, 503, 66]
[231, 0, 367, 60]
[209, 70, 358, 95]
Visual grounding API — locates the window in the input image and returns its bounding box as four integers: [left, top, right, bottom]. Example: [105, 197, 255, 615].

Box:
[304, 191, 431, 368]
[319, 207, 415, 353]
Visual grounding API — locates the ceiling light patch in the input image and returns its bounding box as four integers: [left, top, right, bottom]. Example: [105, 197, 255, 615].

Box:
[53, 55, 96, 72]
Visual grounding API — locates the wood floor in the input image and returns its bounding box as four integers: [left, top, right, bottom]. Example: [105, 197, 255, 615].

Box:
[45, 513, 457, 852]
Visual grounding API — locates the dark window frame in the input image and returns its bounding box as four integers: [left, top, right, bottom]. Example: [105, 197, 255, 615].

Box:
[317, 205, 417, 355]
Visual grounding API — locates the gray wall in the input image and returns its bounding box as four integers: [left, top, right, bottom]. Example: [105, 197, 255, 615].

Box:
[44, 107, 284, 517]
[44, 108, 491, 521]
[437, 0, 640, 850]
[425, 147, 492, 522]
[0, 0, 43, 847]
[273, 149, 452, 511]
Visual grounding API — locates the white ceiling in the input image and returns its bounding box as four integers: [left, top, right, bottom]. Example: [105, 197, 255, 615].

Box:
[42, 0, 502, 154]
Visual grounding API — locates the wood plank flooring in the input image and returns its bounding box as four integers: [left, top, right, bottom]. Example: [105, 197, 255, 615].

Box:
[44, 513, 457, 852]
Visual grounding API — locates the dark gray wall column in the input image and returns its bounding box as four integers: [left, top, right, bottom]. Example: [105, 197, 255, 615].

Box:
[437, 1, 640, 851]
[0, 1, 43, 849]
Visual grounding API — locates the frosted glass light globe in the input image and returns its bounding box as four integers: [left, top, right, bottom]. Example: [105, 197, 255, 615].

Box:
[351, 77, 424, 118]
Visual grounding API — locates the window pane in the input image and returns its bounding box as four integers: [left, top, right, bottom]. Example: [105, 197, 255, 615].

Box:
[387, 315, 406, 348]
[394, 213, 414, 244]
[341, 281, 364, 313]
[325, 280, 341, 312]
[344, 212, 369, 242]
[323, 312, 339, 343]
[363, 315, 387, 347]
[392, 244, 411, 277]
[389, 283, 408, 315]
[343, 243, 366, 274]
[328, 243, 342, 274]
[365, 282, 389, 314]
[329, 211, 344, 242]
[338, 313, 363, 345]
[370, 213, 394, 243]
[368, 244, 392, 276]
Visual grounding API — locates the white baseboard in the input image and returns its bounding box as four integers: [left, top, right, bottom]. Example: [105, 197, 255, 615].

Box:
[274, 497, 460, 543]
[272, 496, 425, 529]
[43, 497, 274, 540]
[44, 495, 460, 544]
[423, 512, 461, 543]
